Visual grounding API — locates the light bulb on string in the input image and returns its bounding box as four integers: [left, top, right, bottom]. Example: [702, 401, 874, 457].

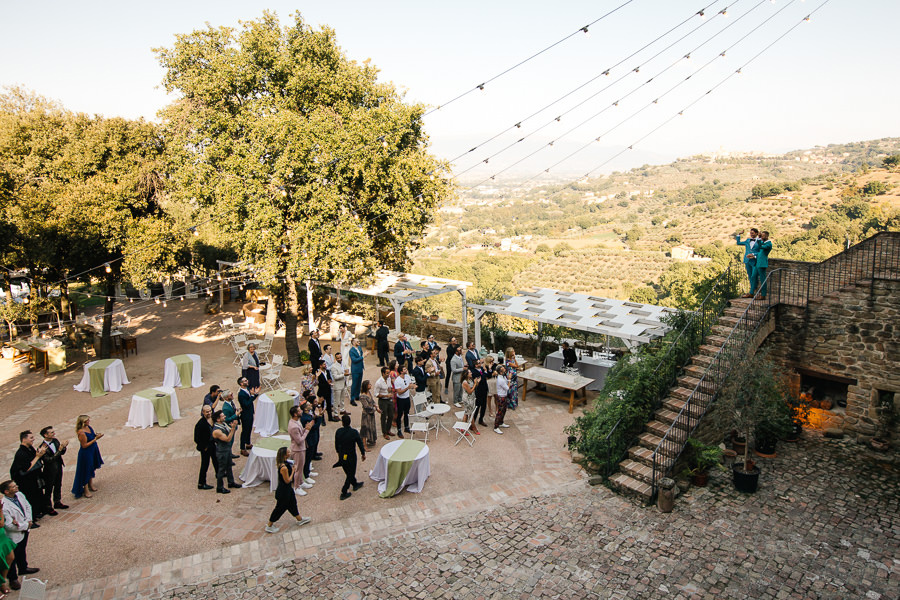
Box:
[155, 297, 160, 304]
[163, 301, 167, 308]
[719, 8, 727, 17]
[104, 263, 111, 273]
[190, 226, 199, 237]
[581, 26, 590, 37]
[698, 10, 705, 19]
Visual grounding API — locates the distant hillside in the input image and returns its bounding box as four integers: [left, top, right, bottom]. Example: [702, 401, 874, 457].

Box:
[412, 139, 900, 313]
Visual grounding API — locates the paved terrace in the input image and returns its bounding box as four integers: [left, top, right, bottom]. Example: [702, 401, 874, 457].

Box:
[50, 430, 897, 600]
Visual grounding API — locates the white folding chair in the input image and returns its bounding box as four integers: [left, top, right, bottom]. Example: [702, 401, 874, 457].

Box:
[231, 334, 248, 366]
[257, 332, 274, 360]
[19, 576, 47, 600]
[271, 354, 284, 366]
[261, 363, 283, 391]
[453, 420, 474, 446]
[409, 393, 432, 443]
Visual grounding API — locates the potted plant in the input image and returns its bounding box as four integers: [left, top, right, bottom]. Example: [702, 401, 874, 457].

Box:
[299, 349, 310, 365]
[707, 350, 793, 494]
[684, 438, 723, 487]
[784, 392, 811, 442]
[753, 398, 793, 457]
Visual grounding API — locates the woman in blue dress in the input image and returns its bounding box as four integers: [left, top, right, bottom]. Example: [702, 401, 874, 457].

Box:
[71, 414, 104, 499]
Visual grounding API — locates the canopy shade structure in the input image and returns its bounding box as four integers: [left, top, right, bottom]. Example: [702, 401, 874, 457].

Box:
[311, 270, 473, 345]
[468, 287, 678, 350]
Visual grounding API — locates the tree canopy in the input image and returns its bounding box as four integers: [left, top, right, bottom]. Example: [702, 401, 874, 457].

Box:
[156, 12, 454, 363]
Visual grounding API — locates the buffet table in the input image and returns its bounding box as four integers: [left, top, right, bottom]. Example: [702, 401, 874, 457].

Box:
[543, 350, 614, 391]
[517, 366, 594, 413]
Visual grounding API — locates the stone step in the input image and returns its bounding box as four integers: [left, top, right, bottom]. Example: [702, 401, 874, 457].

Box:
[676, 375, 716, 393]
[669, 386, 695, 401]
[690, 354, 714, 368]
[718, 316, 740, 326]
[628, 446, 676, 471]
[663, 397, 709, 417]
[705, 335, 728, 347]
[646, 419, 689, 439]
[710, 324, 734, 337]
[609, 472, 652, 501]
[619, 458, 653, 484]
[699, 344, 723, 357]
[683, 364, 707, 379]
[653, 408, 692, 430]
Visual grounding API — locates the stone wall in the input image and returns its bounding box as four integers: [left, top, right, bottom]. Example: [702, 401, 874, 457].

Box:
[762, 278, 900, 443]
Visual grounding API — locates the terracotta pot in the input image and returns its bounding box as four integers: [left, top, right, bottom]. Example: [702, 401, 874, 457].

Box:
[732, 438, 747, 456]
[691, 472, 709, 487]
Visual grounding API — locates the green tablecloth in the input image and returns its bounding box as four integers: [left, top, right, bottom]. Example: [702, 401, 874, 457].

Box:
[170, 354, 194, 388]
[46, 346, 67, 373]
[88, 359, 118, 397]
[380, 440, 426, 498]
[267, 390, 294, 433]
[254, 436, 290, 452]
[134, 388, 174, 427]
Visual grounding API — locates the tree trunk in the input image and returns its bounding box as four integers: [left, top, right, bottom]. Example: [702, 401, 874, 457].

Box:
[99, 278, 116, 359]
[59, 282, 76, 343]
[284, 273, 301, 366]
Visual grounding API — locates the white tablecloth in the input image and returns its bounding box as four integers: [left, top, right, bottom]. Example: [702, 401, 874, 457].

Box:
[253, 391, 297, 437]
[543, 350, 615, 391]
[125, 386, 181, 429]
[162, 354, 203, 388]
[369, 439, 431, 496]
[239, 435, 290, 491]
[73, 359, 130, 394]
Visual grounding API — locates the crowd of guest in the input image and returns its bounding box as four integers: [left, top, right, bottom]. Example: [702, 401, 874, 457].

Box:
[2, 416, 103, 592]
[194, 325, 522, 534]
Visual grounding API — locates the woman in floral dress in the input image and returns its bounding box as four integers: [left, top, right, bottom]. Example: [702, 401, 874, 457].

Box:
[358, 380, 379, 448]
[504, 348, 519, 410]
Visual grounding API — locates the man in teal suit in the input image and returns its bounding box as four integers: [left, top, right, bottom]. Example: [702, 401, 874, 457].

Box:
[754, 231, 773, 299]
[735, 228, 759, 297]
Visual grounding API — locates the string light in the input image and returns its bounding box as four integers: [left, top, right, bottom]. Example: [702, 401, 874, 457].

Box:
[104, 263, 112, 273]
[155, 297, 160, 304]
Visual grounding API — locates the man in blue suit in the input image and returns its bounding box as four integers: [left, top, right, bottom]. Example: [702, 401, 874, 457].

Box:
[735, 228, 759, 297]
[394, 333, 414, 373]
[754, 231, 773, 299]
[348, 337, 366, 407]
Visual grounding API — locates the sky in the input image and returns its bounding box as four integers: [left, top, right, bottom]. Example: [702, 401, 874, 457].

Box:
[2, 0, 899, 181]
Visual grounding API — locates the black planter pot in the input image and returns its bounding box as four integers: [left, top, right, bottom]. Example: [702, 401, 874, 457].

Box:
[784, 422, 802, 443]
[754, 437, 778, 457]
[732, 463, 760, 493]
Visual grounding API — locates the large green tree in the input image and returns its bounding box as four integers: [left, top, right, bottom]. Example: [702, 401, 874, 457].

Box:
[157, 12, 453, 364]
[0, 88, 182, 356]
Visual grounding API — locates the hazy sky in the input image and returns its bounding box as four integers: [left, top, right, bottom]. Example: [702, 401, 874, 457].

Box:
[2, 0, 898, 180]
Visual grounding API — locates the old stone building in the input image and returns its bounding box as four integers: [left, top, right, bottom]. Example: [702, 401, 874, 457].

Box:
[764, 258, 900, 443]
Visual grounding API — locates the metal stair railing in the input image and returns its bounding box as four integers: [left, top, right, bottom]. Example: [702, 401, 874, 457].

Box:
[598, 263, 744, 478]
[650, 270, 778, 498]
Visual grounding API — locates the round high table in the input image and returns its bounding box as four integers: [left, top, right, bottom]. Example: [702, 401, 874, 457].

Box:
[162, 353, 203, 388]
[125, 386, 180, 428]
[426, 403, 452, 437]
[369, 439, 431, 498]
[239, 435, 291, 491]
[253, 390, 294, 436]
[73, 358, 130, 397]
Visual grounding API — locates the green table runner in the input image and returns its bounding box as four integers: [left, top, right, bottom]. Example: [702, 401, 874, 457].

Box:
[380, 440, 426, 498]
[254, 436, 290, 452]
[88, 359, 117, 397]
[47, 347, 67, 374]
[134, 388, 174, 427]
[267, 390, 294, 433]
[170, 354, 194, 388]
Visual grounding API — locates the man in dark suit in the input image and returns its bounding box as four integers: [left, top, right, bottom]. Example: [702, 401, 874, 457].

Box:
[412, 356, 428, 394]
[465, 341, 479, 371]
[10, 431, 47, 520]
[333, 414, 366, 500]
[237, 377, 258, 456]
[316, 360, 336, 421]
[193, 405, 217, 490]
[443, 337, 460, 393]
[561, 342, 578, 369]
[39, 426, 68, 511]
[374, 321, 390, 367]
[394, 333, 414, 372]
[473, 360, 489, 427]
[308, 330, 323, 371]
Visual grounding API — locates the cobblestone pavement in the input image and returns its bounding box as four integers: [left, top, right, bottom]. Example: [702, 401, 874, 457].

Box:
[53, 430, 898, 600]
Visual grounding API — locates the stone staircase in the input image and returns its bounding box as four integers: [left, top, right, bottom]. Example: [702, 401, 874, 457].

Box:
[609, 298, 752, 501]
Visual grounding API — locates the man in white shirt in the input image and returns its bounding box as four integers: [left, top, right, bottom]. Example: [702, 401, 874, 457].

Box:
[393, 364, 412, 438]
[330, 352, 350, 416]
[373, 367, 395, 440]
[2, 479, 39, 583]
[337, 324, 353, 363]
[322, 344, 335, 372]
[450, 346, 466, 407]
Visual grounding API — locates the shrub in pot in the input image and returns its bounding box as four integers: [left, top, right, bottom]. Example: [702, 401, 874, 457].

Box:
[706, 350, 793, 493]
[299, 349, 310, 364]
[684, 437, 723, 487]
[754, 399, 793, 457]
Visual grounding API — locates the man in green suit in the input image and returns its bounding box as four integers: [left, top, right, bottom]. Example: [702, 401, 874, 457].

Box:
[754, 231, 773, 299]
[735, 228, 759, 297]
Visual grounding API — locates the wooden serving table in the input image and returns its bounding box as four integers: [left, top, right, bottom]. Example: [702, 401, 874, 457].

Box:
[517, 366, 594, 413]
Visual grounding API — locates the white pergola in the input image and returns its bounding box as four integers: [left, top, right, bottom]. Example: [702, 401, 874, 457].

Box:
[311, 270, 473, 345]
[468, 287, 677, 351]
